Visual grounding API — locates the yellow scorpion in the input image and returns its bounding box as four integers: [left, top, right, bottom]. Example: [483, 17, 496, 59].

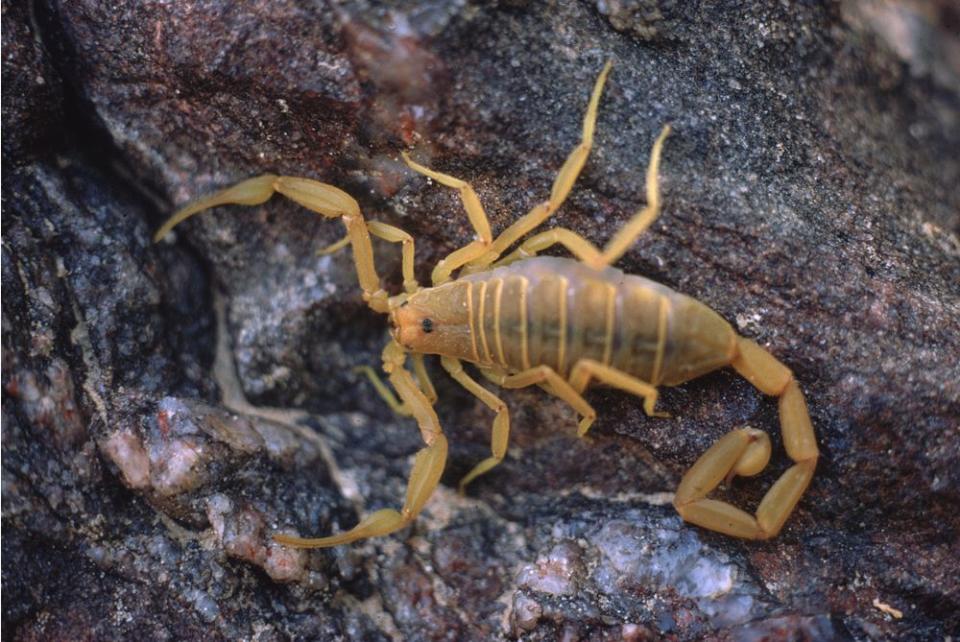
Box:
[156, 63, 819, 544]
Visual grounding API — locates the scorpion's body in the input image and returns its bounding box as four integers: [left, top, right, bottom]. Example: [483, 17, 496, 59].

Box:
[156, 62, 819, 547]
[398, 256, 735, 388]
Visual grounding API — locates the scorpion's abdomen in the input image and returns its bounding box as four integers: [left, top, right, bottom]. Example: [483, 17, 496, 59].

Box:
[460, 257, 736, 385]
[651, 285, 737, 386]
[609, 270, 737, 386]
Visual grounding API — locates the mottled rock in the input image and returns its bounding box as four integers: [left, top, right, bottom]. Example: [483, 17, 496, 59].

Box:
[4, 0, 959, 640]
[2, 1, 65, 163]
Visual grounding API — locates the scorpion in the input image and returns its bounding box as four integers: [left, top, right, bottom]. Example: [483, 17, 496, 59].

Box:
[155, 62, 819, 544]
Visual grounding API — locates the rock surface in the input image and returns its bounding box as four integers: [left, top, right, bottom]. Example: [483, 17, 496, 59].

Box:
[3, 0, 959, 639]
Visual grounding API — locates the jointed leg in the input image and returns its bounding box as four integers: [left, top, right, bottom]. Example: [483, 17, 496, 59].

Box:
[275, 342, 448, 547]
[355, 365, 411, 416]
[546, 61, 613, 212]
[356, 350, 437, 416]
[317, 221, 420, 292]
[318, 235, 352, 256]
[478, 366, 556, 395]
[318, 221, 419, 293]
[441, 358, 511, 493]
[401, 153, 493, 285]
[588, 124, 671, 269]
[155, 175, 393, 313]
[673, 337, 819, 539]
[412, 61, 613, 279]
[487, 365, 596, 437]
[411, 354, 438, 405]
[462, 62, 613, 274]
[567, 360, 666, 436]
[368, 222, 419, 293]
[493, 117, 669, 269]
[493, 227, 602, 268]
[401, 153, 492, 244]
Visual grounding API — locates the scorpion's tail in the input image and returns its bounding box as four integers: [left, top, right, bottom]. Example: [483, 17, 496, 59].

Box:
[673, 336, 819, 539]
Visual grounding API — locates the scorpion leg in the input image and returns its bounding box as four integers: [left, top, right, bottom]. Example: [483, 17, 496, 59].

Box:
[411, 354, 438, 404]
[316, 221, 418, 292]
[400, 153, 494, 285]
[440, 358, 512, 493]
[588, 124, 671, 269]
[354, 365, 412, 416]
[319, 221, 420, 294]
[494, 124, 671, 270]
[568, 360, 667, 436]
[317, 235, 352, 256]
[489, 366, 597, 437]
[673, 337, 819, 539]
[461, 62, 614, 274]
[155, 175, 393, 313]
[493, 227, 603, 268]
[274, 345, 448, 547]
[356, 347, 438, 416]
[368, 222, 420, 294]
[479, 366, 556, 396]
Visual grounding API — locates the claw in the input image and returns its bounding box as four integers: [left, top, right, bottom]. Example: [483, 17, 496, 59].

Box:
[276, 435, 448, 549]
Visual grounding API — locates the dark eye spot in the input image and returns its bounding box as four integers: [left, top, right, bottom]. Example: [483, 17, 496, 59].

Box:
[421, 318, 434, 333]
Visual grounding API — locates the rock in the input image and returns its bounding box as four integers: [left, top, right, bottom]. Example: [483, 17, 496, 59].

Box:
[3, 0, 958, 639]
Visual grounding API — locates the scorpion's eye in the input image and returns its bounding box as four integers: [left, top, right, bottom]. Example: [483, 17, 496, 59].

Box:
[421, 318, 434, 334]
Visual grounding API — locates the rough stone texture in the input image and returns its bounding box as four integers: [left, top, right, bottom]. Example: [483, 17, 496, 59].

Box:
[3, 0, 959, 640]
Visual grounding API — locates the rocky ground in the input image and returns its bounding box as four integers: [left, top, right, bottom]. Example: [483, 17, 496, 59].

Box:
[3, 1, 959, 640]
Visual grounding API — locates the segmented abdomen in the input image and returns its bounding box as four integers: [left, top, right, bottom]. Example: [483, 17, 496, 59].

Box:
[459, 256, 736, 385]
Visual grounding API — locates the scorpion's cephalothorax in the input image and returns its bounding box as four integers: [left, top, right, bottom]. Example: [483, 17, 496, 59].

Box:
[390, 281, 475, 360]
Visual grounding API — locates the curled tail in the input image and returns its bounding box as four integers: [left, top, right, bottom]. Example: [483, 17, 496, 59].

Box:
[673, 336, 819, 539]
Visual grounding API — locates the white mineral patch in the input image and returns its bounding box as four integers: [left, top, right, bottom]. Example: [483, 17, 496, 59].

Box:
[102, 431, 150, 489]
[517, 542, 581, 596]
[592, 519, 755, 626]
[150, 438, 204, 496]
